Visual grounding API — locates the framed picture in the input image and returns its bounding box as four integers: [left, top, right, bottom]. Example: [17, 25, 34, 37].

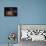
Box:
[4, 7, 17, 16]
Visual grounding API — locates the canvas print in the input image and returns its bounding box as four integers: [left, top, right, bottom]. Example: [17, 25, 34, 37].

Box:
[4, 7, 17, 16]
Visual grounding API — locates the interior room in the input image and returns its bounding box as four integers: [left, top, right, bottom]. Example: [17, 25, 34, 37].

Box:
[0, 0, 46, 46]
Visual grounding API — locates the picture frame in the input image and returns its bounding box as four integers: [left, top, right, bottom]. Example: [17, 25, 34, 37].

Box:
[4, 7, 17, 16]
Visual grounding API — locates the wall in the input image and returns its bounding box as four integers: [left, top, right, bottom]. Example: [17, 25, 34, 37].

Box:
[19, 0, 46, 24]
[0, 0, 19, 44]
[0, 0, 46, 44]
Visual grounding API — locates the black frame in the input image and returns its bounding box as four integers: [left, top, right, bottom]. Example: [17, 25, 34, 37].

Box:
[4, 7, 17, 16]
